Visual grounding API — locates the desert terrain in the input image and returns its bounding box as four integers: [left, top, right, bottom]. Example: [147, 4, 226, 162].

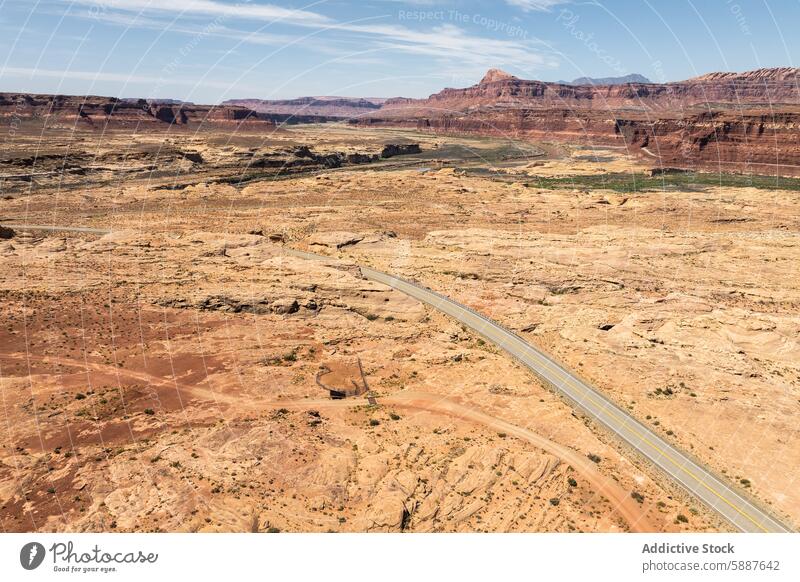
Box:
[1, 118, 798, 533]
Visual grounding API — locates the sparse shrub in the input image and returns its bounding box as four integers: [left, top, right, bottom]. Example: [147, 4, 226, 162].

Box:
[568, 478, 578, 487]
[75, 393, 86, 400]
[143, 408, 155, 415]
[631, 491, 645, 503]
[267, 527, 280, 533]
[47, 487, 56, 494]
[389, 413, 401, 421]
[549, 498, 560, 506]
[369, 419, 380, 426]
[676, 514, 689, 523]
[587, 453, 601, 463]
[365, 313, 378, 321]
[283, 351, 297, 362]
[498, 432, 507, 438]
[740, 478, 751, 487]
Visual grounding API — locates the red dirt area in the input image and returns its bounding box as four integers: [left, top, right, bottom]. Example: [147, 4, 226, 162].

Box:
[0, 292, 231, 531]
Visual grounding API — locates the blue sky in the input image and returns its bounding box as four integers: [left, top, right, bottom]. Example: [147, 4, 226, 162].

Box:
[0, 0, 798, 102]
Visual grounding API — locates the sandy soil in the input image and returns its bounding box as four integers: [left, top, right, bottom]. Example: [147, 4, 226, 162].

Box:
[1, 124, 795, 532]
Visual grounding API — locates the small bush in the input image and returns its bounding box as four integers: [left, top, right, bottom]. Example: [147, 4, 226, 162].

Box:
[267, 527, 281, 533]
[75, 393, 86, 400]
[676, 514, 689, 523]
[631, 491, 645, 503]
[143, 408, 155, 415]
[549, 498, 560, 506]
[47, 487, 56, 494]
[587, 453, 601, 463]
[283, 352, 297, 362]
[740, 478, 751, 487]
[389, 412, 401, 421]
[369, 419, 380, 426]
[568, 477, 578, 487]
[365, 313, 379, 321]
[498, 432, 507, 438]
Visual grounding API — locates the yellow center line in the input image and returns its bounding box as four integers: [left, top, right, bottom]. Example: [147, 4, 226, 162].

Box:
[465, 309, 772, 532]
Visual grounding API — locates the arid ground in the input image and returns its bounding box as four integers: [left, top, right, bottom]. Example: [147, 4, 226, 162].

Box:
[1, 122, 798, 533]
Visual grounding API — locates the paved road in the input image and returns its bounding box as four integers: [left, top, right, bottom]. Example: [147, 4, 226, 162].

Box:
[5, 228, 788, 532]
[285, 249, 791, 533]
[357, 266, 791, 533]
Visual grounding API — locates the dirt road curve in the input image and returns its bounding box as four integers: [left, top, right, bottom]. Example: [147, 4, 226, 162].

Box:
[271, 391, 653, 531]
[288, 249, 792, 533]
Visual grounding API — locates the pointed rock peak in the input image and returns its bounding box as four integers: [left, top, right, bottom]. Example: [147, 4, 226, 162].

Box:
[479, 68, 517, 84]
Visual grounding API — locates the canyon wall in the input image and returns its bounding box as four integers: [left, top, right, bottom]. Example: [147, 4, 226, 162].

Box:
[357, 68, 800, 175]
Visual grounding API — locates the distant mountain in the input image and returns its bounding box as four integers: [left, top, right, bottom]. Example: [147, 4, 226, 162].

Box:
[562, 74, 652, 85]
[223, 96, 388, 119]
[120, 98, 194, 105]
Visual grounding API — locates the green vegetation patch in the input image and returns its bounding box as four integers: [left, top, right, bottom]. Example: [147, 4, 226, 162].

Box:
[522, 171, 800, 193]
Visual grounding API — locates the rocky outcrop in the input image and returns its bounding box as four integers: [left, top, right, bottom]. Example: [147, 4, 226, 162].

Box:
[380, 143, 421, 158]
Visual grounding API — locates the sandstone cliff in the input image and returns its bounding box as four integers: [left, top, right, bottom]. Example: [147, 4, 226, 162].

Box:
[356, 68, 800, 175]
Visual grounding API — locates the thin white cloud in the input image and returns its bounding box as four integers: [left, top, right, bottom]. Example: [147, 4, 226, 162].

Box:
[63, 0, 329, 25]
[360, 23, 552, 69]
[0, 65, 242, 89]
[85, 9, 298, 46]
[49, 0, 559, 85]
[506, 0, 570, 11]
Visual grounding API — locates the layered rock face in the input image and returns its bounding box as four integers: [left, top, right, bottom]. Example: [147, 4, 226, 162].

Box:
[378, 67, 800, 113]
[0, 94, 276, 127]
[357, 68, 800, 174]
